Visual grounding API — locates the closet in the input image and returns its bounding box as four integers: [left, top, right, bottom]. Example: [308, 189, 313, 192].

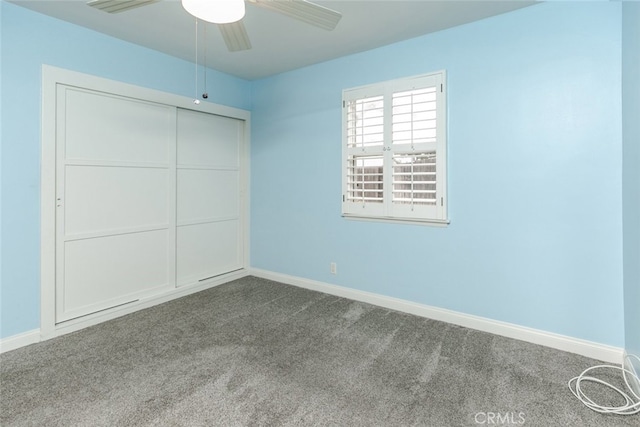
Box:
[53, 82, 245, 324]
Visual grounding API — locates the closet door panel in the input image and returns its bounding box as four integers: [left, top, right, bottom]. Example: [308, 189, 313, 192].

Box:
[62, 230, 170, 321]
[64, 165, 169, 236]
[177, 109, 240, 168]
[177, 169, 239, 222]
[65, 89, 170, 164]
[176, 221, 241, 285]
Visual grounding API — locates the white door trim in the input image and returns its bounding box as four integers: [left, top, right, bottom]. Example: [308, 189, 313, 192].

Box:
[40, 65, 251, 340]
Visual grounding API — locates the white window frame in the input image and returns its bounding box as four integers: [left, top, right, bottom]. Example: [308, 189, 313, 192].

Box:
[342, 71, 448, 225]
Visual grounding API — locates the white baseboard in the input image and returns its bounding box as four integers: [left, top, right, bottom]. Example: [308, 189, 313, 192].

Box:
[1, 269, 625, 364]
[0, 329, 40, 354]
[623, 351, 640, 398]
[2, 269, 250, 353]
[43, 269, 250, 340]
[250, 268, 624, 364]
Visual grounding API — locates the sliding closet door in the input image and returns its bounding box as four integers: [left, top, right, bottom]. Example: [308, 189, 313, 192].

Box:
[56, 86, 176, 323]
[176, 109, 243, 286]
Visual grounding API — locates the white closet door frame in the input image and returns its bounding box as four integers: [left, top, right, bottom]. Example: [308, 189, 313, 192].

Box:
[40, 65, 251, 340]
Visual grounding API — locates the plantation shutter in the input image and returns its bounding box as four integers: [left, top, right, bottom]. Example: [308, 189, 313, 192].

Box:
[343, 91, 386, 217]
[342, 71, 447, 224]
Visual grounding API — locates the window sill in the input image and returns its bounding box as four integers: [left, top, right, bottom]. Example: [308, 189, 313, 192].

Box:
[342, 214, 450, 227]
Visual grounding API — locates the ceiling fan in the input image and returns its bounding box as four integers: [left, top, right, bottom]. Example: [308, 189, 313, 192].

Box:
[87, 0, 342, 52]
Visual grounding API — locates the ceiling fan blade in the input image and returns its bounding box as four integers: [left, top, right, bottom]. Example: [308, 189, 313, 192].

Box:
[87, 0, 160, 14]
[219, 21, 252, 52]
[250, 0, 342, 31]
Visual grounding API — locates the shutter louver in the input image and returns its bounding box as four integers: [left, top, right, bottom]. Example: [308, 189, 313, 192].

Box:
[347, 96, 384, 149]
[392, 87, 437, 146]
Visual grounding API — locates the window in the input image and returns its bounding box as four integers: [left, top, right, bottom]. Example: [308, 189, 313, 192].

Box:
[342, 71, 448, 224]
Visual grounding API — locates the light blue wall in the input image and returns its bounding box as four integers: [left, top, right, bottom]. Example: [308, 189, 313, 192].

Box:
[622, 1, 640, 369]
[251, 2, 625, 346]
[0, 1, 251, 338]
[1, 1, 629, 349]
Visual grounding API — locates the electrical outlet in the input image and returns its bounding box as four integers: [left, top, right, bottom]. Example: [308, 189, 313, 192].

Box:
[330, 262, 337, 275]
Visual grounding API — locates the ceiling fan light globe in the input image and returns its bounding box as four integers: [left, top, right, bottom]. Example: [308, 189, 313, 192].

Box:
[181, 0, 245, 24]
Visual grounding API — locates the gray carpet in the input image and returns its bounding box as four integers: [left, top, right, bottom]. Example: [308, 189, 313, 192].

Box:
[1, 276, 637, 426]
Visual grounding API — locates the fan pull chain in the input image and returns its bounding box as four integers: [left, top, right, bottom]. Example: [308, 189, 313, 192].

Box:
[193, 18, 200, 105]
[203, 23, 208, 99]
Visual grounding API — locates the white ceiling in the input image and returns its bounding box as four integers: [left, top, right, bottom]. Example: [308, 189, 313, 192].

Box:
[11, 0, 537, 80]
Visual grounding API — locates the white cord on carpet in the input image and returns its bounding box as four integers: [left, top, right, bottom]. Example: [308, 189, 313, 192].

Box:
[568, 354, 640, 415]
